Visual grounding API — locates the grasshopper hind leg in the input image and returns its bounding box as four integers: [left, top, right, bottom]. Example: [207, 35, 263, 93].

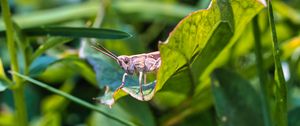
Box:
[139, 71, 145, 100]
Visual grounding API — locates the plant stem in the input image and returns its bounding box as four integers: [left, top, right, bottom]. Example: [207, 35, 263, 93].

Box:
[11, 71, 135, 126]
[12, 88, 28, 125]
[252, 16, 272, 126]
[268, 0, 287, 126]
[0, 0, 28, 125]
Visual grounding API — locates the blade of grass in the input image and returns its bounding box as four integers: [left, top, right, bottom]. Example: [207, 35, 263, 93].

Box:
[252, 15, 272, 126]
[9, 71, 135, 126]
[268, 0, 287, 126]
[0, 1, 100, 30]
[22, 27, 132, 39]
[30, 37, 72, 63]
[0, 27, 131, 39]
[0, 0, 28, 125]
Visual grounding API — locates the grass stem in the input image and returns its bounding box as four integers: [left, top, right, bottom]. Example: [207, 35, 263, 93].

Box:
[252, 15, 272, 126]
[0, 0, 28, 125]
[11, 71, 135, 126]
[267, 0, 287, 125]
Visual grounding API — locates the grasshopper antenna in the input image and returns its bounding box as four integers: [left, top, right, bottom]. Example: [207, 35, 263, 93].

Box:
[90, 44, 119, 62]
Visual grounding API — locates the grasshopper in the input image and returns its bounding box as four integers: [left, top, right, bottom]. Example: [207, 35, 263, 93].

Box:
[91, 44, 161, 100]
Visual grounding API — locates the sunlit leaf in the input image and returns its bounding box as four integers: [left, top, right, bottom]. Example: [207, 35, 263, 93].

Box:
[154, 0, 266, 123]
[211, 68, 264, 126]
[156, 0, 265, 101]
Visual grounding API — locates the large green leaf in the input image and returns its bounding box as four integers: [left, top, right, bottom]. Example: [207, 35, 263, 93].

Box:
[156, 0, 265, 98]
[211, 68, 264, 126]
[153, 0, 266, 123]
[156, 0, 264, 100]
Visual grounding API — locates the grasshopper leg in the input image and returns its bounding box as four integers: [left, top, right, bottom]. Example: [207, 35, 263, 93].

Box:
[116, 73, 127, 91]
[139, 71, 145, 100]
[144, 73, 147, 85]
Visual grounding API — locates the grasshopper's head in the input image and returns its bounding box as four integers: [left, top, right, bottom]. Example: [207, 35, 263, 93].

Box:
[90, 45, 135, 74]
[118, 56, 134, 74]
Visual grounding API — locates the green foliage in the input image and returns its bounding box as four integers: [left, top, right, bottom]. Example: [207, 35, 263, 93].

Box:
[212, 68, 264, 126]
[1, 0, 300, 125]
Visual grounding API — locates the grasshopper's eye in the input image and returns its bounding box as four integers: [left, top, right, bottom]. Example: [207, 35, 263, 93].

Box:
[124, 60, 129, 64]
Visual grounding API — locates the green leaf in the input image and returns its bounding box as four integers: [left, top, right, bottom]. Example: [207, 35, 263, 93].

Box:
[154, 0, 265, 123]
[23, 27, 131, 39]
[156, 0, 265, 97]
[211, 68, 264, 126]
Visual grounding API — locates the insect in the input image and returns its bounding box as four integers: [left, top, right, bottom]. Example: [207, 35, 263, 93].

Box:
[91, 44, 161, 100]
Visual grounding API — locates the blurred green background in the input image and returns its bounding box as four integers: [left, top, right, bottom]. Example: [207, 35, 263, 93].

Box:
[0, 0, 300, 126]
